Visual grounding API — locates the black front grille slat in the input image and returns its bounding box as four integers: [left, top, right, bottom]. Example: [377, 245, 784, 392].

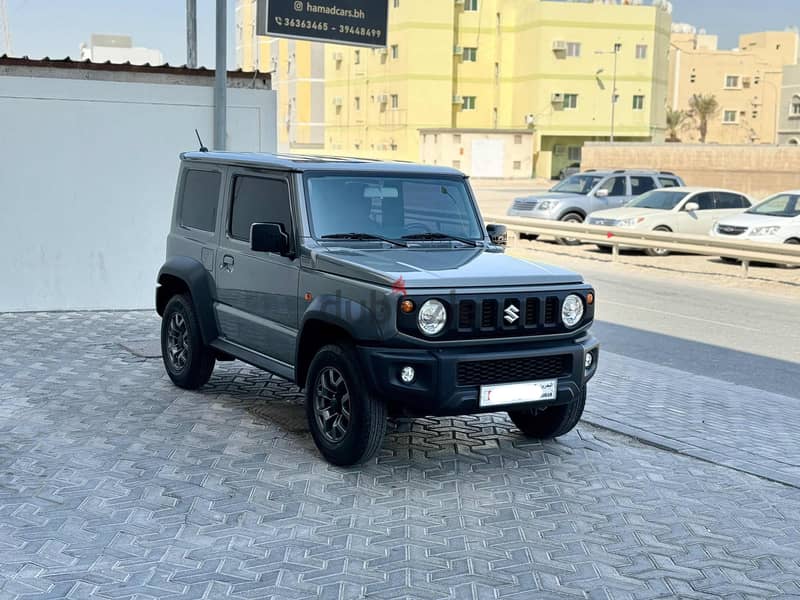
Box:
[481, 300, 498, 329]
[457, 355, 572, 387]
[544, 297, 558, 325]
[458, 300, 476, 330]
[718, 225, 747, 236]
[525, 298, 539, 327]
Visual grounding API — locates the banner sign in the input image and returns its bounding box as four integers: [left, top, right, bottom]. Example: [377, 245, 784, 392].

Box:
[256, 0, 388, 48]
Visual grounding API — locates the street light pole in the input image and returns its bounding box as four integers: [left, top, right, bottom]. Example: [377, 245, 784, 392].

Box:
[611, 42, 620, 142]
[186, 0, 197, 69]
[214, 0, 227, 151]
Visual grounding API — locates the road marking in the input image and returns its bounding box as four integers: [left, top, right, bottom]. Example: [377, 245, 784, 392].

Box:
[602, 300, 763, 332]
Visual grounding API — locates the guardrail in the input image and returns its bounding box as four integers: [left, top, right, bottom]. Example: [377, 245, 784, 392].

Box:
[485, 214, 800, 277]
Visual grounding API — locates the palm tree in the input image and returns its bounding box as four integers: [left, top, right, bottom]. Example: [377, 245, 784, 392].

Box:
[688, 94, 719, 143]
[665, 107, 689, 142]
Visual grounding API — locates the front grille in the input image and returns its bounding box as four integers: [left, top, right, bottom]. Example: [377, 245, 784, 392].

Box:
[717, 225, 748, 236]
[590, 218, 617, 227]
[457, 355, 572, 387]
[481, 300, 498, 329]
[544, 297, 558, 324]
[459, 300, 476, 329]
[524, 298, 539, 326]
[513, 198, 539, 211]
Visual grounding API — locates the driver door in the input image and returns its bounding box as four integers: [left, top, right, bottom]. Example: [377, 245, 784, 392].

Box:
[677, 192, 717, 234]
[593, 176, 628, 211]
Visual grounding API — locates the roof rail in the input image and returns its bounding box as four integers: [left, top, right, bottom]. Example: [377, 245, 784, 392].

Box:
[584, 168, 596, 172]
[612, 169, 626, 174]
[659, 170, 676, 176]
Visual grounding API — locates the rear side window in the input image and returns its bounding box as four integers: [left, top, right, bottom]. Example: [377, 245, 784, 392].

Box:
[691, 193, 716, 210]
[716, 192, 751, 209]
[658, 177, 680, 188]
[230, 176, 293, 242]
[180, 170, 221, 232]
[630, 176, 657, 196]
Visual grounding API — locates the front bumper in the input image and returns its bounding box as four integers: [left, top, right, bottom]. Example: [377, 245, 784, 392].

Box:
[507, 208, 558, 220]
[357, 335, 599, 417]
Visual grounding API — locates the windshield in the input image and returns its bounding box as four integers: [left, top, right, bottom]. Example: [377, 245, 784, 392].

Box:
[627, 190, 689, 210]
[550, 174, 603, 195]
[306, 175, 484, 241]
[747, 193, 800, 217]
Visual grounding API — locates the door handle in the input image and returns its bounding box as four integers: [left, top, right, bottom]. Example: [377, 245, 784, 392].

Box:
[220, 255, 234, 272]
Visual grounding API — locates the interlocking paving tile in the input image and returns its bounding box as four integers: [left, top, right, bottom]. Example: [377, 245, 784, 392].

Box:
[0, 311, 799, 599]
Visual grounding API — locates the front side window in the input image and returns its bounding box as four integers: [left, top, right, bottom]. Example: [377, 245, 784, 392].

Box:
[550, 174, 603, 195]
[630, 176, 656, 196]
[747, 193, 800, 217]
[179, 169, 221, 232]
[598, 176, 627, 197]
[229, 176, 292, 242]
[628, 190, 689, 210]
[306, 176, 483, 241]
[689, 193, 715, 210]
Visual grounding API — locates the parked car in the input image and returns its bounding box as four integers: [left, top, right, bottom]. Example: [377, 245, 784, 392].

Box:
[558, 162, 581, 180]
[588, 187, 753, 256]
[156, 151, 599, 466]
[508, 169, 684, 245]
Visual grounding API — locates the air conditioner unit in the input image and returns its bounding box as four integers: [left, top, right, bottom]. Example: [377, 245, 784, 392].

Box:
[453, 46, 463, 55]
[552, 40, 567, 52]
[377, 94, 388, 103]
[455, 0, 465, 5]
[333, 97, 343, 106]
[333, 52, 343, 61]
[551, 93, 564, 104]
[452, 95, 464, 104]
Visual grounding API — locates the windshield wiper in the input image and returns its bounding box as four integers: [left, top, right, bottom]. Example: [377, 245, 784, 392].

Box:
[321, 232, 408, 247]
[401, 232, 478, 247]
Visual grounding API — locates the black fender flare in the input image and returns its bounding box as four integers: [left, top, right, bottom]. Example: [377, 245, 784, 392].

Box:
[156, 257, 219, 344]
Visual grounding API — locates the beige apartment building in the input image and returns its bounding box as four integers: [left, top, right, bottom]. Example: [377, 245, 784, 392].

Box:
[778, 64, 800, 145]
[668, 25, 799, 144]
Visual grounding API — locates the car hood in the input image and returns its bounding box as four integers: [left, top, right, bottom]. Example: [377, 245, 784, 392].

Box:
[310, 247, 584, 289]
[716, 213, 796, 228]
[515, 191, 580, 201]
[588, 207, 664, 221]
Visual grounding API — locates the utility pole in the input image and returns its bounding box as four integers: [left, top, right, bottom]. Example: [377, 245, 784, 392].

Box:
[596, 43, 622, 143]
[186, 0, 197, 68]
[214, 0, 227, 150]
[0, 0, 12, 56]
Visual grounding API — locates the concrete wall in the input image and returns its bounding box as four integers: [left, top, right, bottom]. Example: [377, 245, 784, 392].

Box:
[582, 142, 800, 200]
[1, 76, 276, 312]
[419, 130, 535, 179]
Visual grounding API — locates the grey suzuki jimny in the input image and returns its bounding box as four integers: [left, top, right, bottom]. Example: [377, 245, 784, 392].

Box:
[156, 152, 599, 465]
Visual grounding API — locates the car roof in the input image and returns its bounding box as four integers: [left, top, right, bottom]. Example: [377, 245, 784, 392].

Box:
[580, 169, 679, 176]
[667, 187, 747, 194]
[181, 151, 466, 177]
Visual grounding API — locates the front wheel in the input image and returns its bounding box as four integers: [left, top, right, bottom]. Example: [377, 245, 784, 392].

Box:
[645, 226, 672, 257]
[305, 343, 387, 466]
[161, 294, 216, 389]
[556, 213, 584, 246]
[508, 391, 586, 439]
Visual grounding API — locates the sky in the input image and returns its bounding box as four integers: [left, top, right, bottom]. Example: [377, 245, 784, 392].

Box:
[3, 0, 799, 69]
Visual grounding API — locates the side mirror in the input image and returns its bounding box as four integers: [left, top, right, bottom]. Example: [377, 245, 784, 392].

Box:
[595, 189, 609, 198]
[486, 224, 508, 246]
[684, 202, 699, 212]
[251, 222, 291, 256]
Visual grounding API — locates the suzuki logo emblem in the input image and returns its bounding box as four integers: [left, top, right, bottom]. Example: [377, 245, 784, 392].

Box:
[504, 303, 520, 324]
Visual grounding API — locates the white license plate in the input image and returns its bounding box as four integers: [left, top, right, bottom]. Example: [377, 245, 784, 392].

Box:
[479, 379, 557, 408]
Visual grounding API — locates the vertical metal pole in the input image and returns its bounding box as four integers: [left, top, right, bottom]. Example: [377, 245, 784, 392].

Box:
[214, 0, 227, 150]
[186, 0, 198, 68]
[611, 44, 619, 143]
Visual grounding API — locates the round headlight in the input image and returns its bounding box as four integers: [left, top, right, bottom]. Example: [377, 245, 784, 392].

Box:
[561, 294, 584, 328]
[418, 299, 447, 336]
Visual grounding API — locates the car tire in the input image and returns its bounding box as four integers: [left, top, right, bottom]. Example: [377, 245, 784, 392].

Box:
[507, 390, 586, 439]
[520, 233, 540, 241]
[161, 294, 216, 390]
[305, 343, 387, 466]
[645, 226, 672, 257]
[556, 213, 584, 246]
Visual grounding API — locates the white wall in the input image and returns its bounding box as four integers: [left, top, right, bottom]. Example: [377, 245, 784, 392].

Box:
[0, 76, 277, 312]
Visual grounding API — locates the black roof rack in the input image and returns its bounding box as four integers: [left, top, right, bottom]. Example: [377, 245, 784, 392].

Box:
[659, 170, 676, 176]
[613, 169, 626, 174]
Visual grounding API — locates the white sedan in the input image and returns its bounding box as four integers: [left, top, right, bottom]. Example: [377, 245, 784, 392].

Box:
[711, 191, 800, 246]
[587, 187, 753, 256]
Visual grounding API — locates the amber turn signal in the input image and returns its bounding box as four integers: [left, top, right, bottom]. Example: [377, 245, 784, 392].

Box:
[400, 299, 415, 314]
[586, 293, 594, 305]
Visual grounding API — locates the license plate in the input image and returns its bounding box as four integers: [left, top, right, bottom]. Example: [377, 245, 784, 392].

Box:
[479, 379, 557, 408]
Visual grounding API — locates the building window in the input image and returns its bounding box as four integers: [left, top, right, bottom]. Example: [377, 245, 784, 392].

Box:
[453, 134, 462, 143]
[355, 96, 361, 110]
[725, 75, 740, 89]
[690, 71, 697, 83]
[632, 95, 645, 110]
[723, 110, 738, 123]
[463, 47, 478, 62]
[568, 147, 582, 161]
[566, 42, 581, 58]
[462, 96, 476, 110]
[514, 134, 522, 144]
[453, 160, 462, 168]
[791, 95, 800, 117]
[391, 94, 399, 109]
[635, 44, 648, 59]
[393, 0, 399, 7]
[354, 50, 360, 64]
[563, 94, 578, 109]
[464, 0, 478, 11]
[513, 161, 522, 170]
[391, 44, 399, 59]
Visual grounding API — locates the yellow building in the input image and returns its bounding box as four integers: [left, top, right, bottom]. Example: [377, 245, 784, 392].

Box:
[236, 0, 325, 151]
[668, 25, 799, 144]
[237, 0, 672, 178]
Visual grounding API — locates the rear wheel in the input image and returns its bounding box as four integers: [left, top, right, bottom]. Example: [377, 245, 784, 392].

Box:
[645, 226, 672, 257]
[556, 213, 584, 246]
[305, 343, 387, 466]
[161, 294, 216, 389]
[508, 391, 586, 439]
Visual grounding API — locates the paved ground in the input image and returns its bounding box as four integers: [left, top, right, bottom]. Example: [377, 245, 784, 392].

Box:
[2, 311, 800, 599]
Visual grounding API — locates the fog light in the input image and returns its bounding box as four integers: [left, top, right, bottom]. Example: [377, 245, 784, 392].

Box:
[585, 353, 594, 370]
[400, 366, 416, 384]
